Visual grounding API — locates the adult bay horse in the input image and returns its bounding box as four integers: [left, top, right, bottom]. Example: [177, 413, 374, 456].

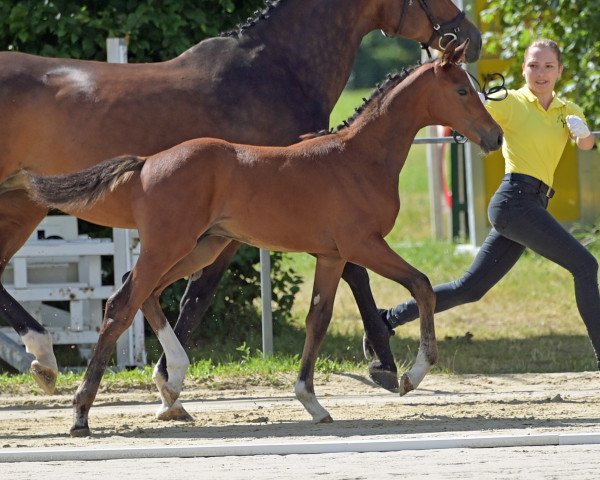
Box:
[0, 0, 482, 405]
[27, 41, 503, 436]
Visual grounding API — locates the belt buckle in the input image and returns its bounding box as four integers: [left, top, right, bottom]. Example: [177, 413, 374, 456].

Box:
[546, 187, 555, 199]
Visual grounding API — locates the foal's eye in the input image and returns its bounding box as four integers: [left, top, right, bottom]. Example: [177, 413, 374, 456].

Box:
[457, 88, 468, 96]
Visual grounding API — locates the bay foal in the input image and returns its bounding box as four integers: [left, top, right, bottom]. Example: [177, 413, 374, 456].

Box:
[0, 0, 482, 403]
[28, 41, 503, 436]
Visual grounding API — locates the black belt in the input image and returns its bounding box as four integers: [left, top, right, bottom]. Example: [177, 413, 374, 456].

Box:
[503, 173, 555, 198]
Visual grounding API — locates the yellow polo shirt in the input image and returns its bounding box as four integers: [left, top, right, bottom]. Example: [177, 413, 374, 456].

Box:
[486, 86, 586, 187]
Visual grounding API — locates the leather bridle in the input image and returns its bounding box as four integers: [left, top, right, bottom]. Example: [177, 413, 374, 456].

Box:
[386, 0, 467, 56]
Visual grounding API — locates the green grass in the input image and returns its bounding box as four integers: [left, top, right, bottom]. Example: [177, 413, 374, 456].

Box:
[0, 88, 597, 391]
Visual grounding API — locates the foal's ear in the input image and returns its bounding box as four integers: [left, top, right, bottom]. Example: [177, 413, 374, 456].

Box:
[452, 39, 469, 64]
[440, 39, 469, 67]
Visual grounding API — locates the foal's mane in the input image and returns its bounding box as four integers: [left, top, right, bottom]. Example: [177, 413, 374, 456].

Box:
[312, 62, 424, 138]
[222, 0, 287, 37]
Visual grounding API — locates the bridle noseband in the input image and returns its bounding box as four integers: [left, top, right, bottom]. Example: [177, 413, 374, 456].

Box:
[384, 0, 467, 58]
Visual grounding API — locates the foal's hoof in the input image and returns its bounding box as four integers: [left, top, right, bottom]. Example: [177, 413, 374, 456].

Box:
[30, 360, 57, 395]
[70, 425, 92, 438]
[159, 382, 179, 407]
[398, 373, 415, 396]
[369, 361, 399, 393]
[156, 400, 194, 422]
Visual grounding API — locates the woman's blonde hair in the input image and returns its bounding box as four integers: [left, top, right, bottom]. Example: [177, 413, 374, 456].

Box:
[525, 39, 562, 64]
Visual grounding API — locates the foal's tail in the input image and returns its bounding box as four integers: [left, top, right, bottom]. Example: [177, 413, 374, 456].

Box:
[26, 155, 144, 211]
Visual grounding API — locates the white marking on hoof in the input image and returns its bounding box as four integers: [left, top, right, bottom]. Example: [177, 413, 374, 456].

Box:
[294, 380, 332, 423]
[399, 348, 432, 395]
[156, 400, 194, 422]
[22, 331, 58, 394]
[30, 360, 58, 395]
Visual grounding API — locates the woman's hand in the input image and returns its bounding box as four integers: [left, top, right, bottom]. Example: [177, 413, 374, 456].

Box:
[566, 115, 595, 150]
[566, 115, 591, 138]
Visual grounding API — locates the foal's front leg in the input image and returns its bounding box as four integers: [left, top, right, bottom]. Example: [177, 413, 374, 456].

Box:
[346, 237, 437, 395]
[295, 256, 345, 423]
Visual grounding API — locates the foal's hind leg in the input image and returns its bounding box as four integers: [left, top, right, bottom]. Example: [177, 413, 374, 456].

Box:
[71, 238, 199, 436]
[146, 236, 233, 420]
[345, 237, 437, 395]
[140, 293, 192, 422]
[295, 256, 345, 423]
[153, 240, 241, 405]
[0, 190, 57, 393]
[341, 263, 399, 392]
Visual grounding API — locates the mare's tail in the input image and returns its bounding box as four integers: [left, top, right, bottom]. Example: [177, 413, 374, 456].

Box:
[26, 155, 144, 211]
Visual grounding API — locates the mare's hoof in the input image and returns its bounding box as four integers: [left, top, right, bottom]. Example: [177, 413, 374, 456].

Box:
[156, 401, 194, 422]
[30, 360, 57, 395]
[317, 414, 334, 424]
[398, 373, 415, 396]
[70, 425, 91, 437]
[368, 361, 399, 393]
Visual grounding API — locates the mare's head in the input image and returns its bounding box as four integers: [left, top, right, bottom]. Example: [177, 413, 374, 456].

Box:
[378, 0, 482, 62]
[425, 41, 503, 153]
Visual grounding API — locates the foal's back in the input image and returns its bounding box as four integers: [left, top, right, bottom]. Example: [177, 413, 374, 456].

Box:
[121, 134, 390, 255]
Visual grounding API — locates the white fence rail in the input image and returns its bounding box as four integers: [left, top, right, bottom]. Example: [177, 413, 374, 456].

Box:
[0, 216, 146, 371]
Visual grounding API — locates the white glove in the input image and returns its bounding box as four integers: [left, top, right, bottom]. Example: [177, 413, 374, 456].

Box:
[566, 115, 591, 138]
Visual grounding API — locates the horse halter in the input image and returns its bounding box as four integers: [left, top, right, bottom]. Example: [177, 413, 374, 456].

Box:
[417, 0, 466, 53]
[384, 0, 467, 57]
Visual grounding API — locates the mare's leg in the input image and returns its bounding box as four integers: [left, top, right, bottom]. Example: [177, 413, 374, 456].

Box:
[346, 237, 436, 395]
[148, 236, 233, 420]
[154, 241, 241, 397]
[0, 190, 57, 393]
[341, 263, 398, 392]
[71, 238, 198, 437]
[295, 255, 345, 423]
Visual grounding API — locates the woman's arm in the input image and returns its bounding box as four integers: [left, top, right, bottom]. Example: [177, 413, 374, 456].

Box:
[576, 133, 596, 151]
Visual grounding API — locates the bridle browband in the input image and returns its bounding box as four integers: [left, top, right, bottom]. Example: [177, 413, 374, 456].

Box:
[385, 0, 467, 57]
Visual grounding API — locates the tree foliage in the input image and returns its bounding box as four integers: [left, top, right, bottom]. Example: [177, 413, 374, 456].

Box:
[481, 0, 599, 126]
[0, 0, 264, 61]
[347, 31, 421, 89]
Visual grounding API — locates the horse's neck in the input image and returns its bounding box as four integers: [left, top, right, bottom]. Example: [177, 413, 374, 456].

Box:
[239, 0, 377, 111]
[347, 76, 431, 177]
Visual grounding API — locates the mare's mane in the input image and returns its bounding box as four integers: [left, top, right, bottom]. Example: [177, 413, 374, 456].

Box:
[221, 0, 287, 37]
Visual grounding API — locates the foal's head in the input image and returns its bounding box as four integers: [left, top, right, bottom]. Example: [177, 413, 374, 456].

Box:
[428, 41, 503, 153]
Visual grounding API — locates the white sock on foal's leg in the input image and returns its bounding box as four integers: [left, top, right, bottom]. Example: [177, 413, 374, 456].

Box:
[152, 325, 190, 410]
